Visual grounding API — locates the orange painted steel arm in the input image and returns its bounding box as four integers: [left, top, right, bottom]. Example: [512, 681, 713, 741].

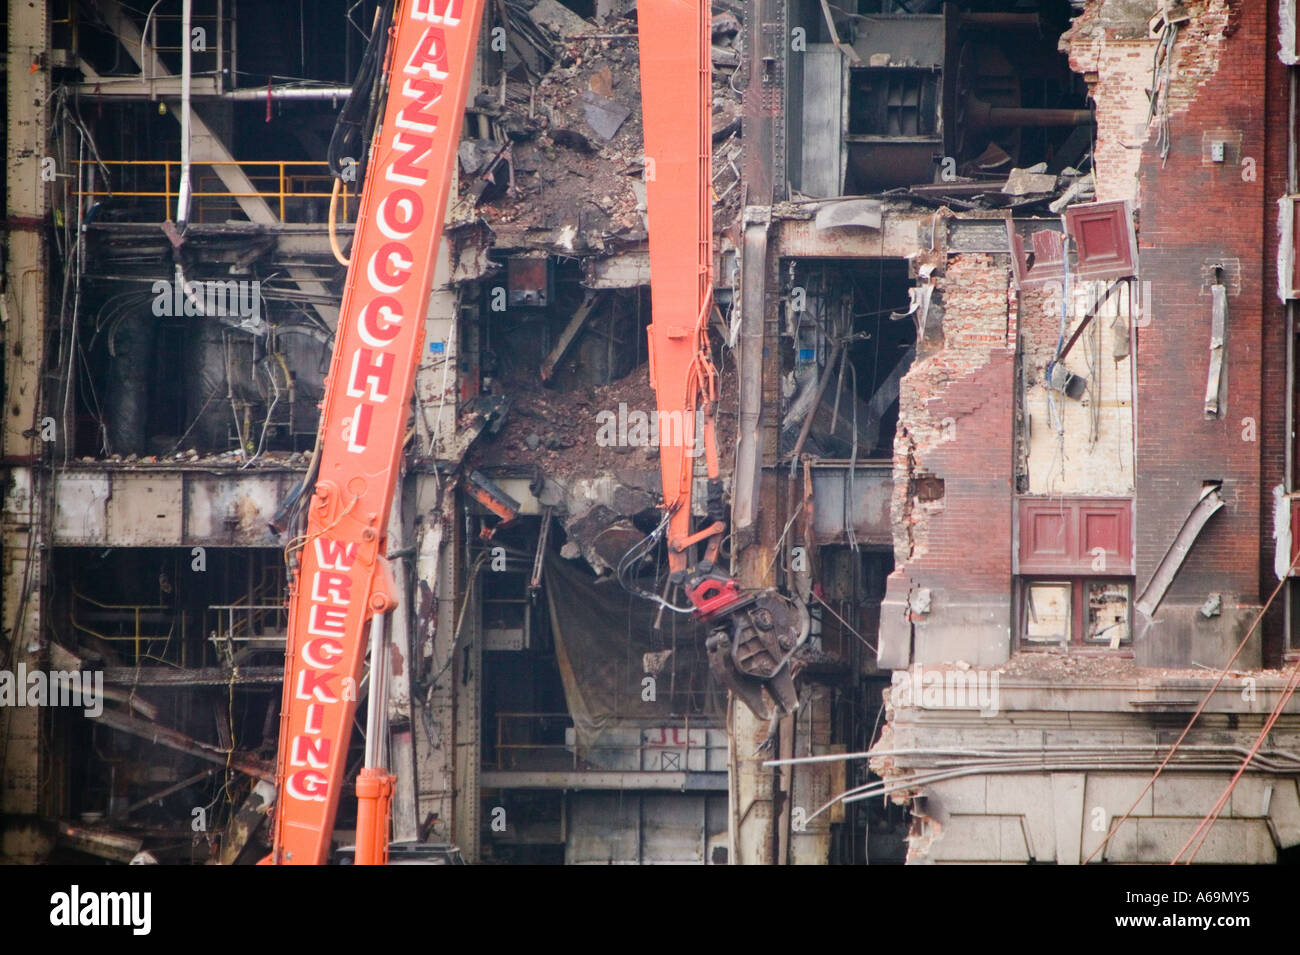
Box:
[266, 0, 484, 865]
[638, 0, 716, 575]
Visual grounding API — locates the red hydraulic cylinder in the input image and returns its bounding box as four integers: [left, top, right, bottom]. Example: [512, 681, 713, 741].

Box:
[354, 769, 395, 866]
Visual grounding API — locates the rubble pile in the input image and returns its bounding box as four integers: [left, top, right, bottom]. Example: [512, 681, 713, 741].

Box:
[79, 449, 309, 468]
[455, 2, 746, 250]
[467, 360, 739, 480]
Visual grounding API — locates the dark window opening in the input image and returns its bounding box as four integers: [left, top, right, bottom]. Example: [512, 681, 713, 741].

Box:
[50, 546, 286, 853]
[479, 790, 567, 865]
[848, 69, 941, 138]
[74, 0, 370, 87]
[52, 546, 287, 669]
[814, 546, 901, 864]
[68, 97, 346, 226]
[791, 1, 1093, 195]
[815, 546, 892, 662]
[68, 1, 379, 226]
[555, 0, 596, 19]
[779, 258, 916, 460]
[72, 282, 329, 458]
[477, 257, 652, 395]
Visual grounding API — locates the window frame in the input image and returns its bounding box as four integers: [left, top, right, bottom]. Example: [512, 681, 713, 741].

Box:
[1019, 575, 1134, 651]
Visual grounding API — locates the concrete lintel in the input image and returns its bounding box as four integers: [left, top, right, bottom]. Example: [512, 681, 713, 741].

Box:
[773, 214, 927, 259]
[888, 670, 1290, 715]
[480, 770, 727, 791]
[102, 666, 284, 686]
[584, 252, 650, 288]
[53, 467, 302, 547]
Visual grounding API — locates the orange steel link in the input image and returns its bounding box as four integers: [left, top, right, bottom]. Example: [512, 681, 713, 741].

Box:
[265, 0, 483, 865]
[637, 0, 721, 575]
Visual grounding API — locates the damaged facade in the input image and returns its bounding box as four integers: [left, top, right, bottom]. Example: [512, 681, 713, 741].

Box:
[2, 0, 1298, 866]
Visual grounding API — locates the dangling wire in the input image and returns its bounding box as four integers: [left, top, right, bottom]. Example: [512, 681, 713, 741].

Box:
[616, 511, 695, 614]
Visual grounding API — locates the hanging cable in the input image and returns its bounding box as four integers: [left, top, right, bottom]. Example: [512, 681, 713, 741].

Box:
[1084, 549, 1300, 863]
[328, 175, 353, 266]
[177, 0, 194, 225]
[1174, 652, 1300, 863]
[616, 512, 695, 614]
[327, 1, 394, 184]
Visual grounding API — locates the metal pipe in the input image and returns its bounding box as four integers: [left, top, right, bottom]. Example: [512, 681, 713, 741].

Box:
[356, 610, 395, 865]
[837, 760, 1300, 807]
[788, 339, 845, 474]
[224, 86, 352, 100]
[987, 106, 1095, 127]
[1287, 68, 1297, 653]
[964, 97, 1094, 129]
[959, 12, 1040, 29]
[732, 217, 768, 553]
[766, 742, 1300, 767]
[177, 0, 193, 224]
[231, 0, 238, 86]
[363, 612, 387, 769]
[216, 0, 224, 94]
[798, 755, 1300, 831]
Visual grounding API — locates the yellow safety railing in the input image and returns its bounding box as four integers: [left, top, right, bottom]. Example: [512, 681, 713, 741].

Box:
[74, 159, 352, 224]
[206, 602, 288, 665]
[495, 712, 576, 770]
[70, 587, 187, 667]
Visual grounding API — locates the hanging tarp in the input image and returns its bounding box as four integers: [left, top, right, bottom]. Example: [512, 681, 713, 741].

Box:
[542, 553, 721, 751]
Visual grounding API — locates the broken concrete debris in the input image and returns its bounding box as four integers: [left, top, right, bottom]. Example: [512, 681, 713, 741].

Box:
[1002, 165, 1060, 197]
[528, 0, 596, 39]
[576, 88, 631, 141]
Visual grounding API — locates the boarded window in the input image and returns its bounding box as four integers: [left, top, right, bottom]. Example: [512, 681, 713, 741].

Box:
[1022, 578, 1133, 649]
[1279, 196, 1300, 302]
[1062, 201, 1138, 282]
[1024, 582, 1072, 644]
[1086, 580, 1131, 647]
[1018, 498, 1133, 574]
[1282, 0, 1298, 66]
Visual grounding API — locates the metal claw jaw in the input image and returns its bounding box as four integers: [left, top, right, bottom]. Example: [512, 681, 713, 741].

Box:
[704, 588, 811, 721]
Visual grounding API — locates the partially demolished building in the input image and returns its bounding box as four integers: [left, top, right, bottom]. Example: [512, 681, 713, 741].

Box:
[2, 0, 1299, 865]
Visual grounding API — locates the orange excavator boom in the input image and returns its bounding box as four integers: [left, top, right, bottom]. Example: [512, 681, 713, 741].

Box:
[637, 0, 722, 578]
[265, 0, 811, 865]
[265, 0, 484, 865]
[638, 1, 813, 725]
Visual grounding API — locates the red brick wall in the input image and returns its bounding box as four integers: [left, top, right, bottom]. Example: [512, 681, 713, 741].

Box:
[880, 254, 1016, 665]
[1260, 0, 1289, 663]
[1133, 1, 1266, 616]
